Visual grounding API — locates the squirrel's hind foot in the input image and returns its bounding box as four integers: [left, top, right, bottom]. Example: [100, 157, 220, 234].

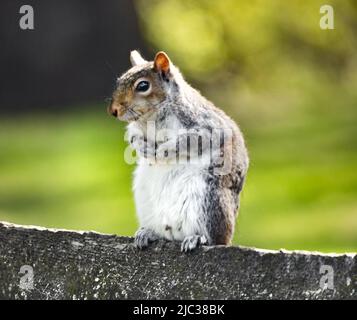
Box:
[181, 235, 207, 253]
[134, 227, 160, 249]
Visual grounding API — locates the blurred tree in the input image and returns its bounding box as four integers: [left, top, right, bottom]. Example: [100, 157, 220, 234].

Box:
[0, 0, 147, 112]
[136, 0, 357, 85]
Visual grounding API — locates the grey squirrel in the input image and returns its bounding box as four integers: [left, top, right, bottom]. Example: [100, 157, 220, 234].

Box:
[108, 50, 249, 252]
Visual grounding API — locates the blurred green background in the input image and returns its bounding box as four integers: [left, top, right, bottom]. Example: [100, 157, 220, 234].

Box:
[1, 0, 357, 252]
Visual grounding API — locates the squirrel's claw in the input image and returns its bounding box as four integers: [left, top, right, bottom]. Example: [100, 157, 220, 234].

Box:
[134, 227, 159, 249]
[181, 235, 207, 253]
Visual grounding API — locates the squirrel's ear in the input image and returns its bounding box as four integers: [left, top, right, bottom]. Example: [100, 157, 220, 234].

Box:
[154, 51, 170, 75]
[130, 50, 147, 66]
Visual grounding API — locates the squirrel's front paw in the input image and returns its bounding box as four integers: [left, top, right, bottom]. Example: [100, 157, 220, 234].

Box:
[181, 235, 207, 253]
[137, 145, 156, 159]
[131, 136, 156, 159]
[134, 227, 160, 249]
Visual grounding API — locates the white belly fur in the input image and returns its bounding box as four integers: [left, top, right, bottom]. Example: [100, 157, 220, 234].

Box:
[133, 161, 207, 241]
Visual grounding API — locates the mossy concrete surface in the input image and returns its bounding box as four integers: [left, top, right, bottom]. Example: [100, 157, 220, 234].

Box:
[0, 221, 356, 299]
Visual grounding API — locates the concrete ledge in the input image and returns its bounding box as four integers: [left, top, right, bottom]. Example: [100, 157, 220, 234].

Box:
[0, 221, 356, 299]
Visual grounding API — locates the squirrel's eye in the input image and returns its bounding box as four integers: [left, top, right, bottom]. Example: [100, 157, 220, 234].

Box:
[135, 80, 150, 92]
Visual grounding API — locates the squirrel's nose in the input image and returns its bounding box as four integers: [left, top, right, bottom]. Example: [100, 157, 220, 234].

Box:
[108, 102, 126, 118]
[107, 99, 119, 117]
[109, 107, 118, 117]
[111, 108, 118, 117]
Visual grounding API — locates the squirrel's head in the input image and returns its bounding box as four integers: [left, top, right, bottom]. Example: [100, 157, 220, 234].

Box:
[108, 50, 179, 122]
